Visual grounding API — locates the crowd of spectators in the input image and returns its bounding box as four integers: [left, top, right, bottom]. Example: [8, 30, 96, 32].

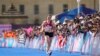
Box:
[0, 12, 100, 55]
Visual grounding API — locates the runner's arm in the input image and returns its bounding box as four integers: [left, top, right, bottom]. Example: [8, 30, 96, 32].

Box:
[40, 21, 45, 33]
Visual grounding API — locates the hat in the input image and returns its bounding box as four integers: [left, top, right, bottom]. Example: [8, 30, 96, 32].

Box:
[81, 25, 88, 29]
[96, 16, 100, 19]
[91, 27, 97, 31]
[70, 20, 73, 22]
[51, 15, 56, 20]
[55, 20, 60, 25]
[92, 24, 97, 28]
[63, 21, 67, 24]
[79, 16, 84, 20]
[81, 20, 85, 24]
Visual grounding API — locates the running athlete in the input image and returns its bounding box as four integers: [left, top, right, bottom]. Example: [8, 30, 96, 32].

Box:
[41, 15, 55, 56]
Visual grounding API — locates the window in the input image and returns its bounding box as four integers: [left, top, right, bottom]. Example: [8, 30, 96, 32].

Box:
[48, 4, 54, 14]
[34, 5, 39, 15]
[63, 4, 68, 12]
[19, 5, 25, 14]
[2, 4, 6, 13]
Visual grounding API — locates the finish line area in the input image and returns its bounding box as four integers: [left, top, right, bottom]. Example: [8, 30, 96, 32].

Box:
[0, 48, 90, 56]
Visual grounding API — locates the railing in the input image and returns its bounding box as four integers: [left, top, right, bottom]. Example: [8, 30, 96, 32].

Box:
[0, 33, 99, 55]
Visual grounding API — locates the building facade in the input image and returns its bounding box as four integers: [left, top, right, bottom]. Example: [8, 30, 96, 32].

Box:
[0, 0, 99, 24]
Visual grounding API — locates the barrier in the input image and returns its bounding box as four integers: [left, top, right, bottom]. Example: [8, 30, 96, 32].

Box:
[0, 32, 100, 55]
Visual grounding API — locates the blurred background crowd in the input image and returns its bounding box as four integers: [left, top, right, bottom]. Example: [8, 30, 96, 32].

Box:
[0, 12, 100, 55]
[0, 0, 100, 56]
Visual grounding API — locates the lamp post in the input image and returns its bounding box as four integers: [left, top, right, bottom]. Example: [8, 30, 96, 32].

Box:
[77, 0, 81, 15]
[99, 0, 100, 12]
